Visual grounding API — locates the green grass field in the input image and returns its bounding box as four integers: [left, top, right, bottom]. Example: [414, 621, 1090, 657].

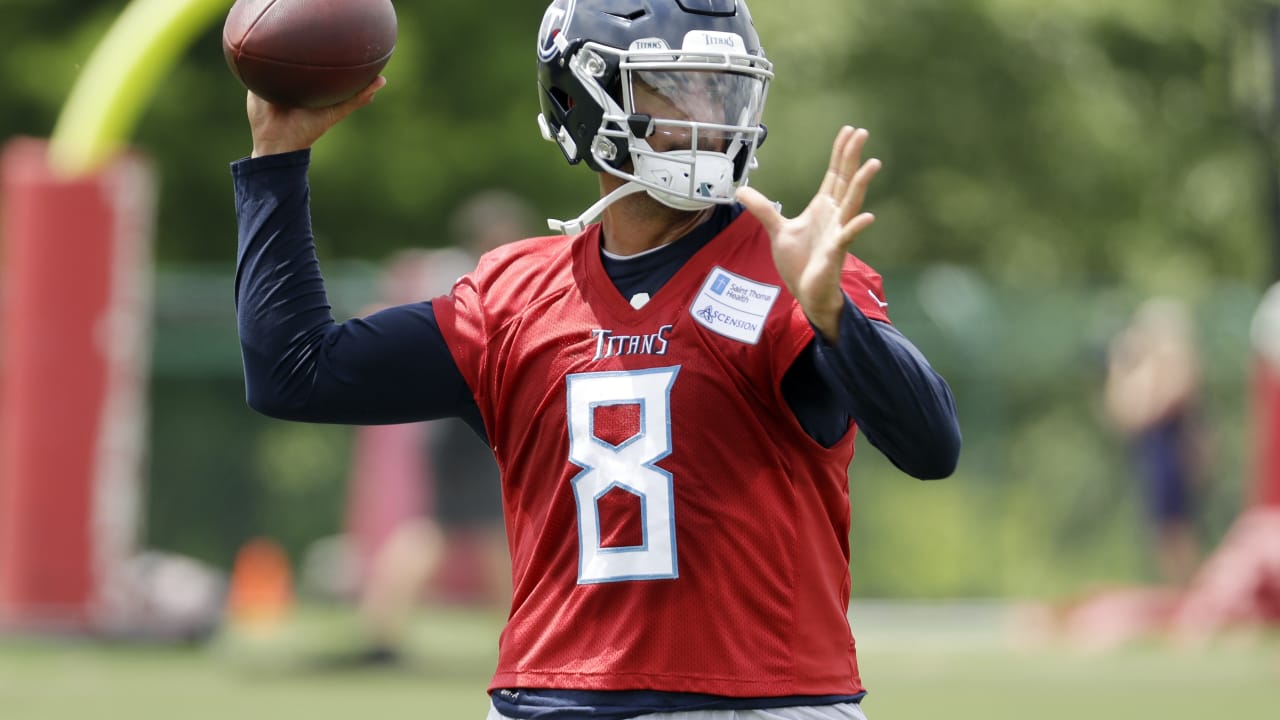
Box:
[1, 602, 1275, 719]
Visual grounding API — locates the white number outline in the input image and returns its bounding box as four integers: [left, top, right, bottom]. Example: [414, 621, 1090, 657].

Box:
[565, 366, 681, 584]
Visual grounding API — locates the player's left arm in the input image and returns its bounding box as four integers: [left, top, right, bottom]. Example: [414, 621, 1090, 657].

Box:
[743, 126, 960, 479]
[796, 301, 961, 479]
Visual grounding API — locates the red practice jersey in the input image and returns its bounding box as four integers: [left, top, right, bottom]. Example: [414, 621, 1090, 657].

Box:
[432, 211, 890, 697]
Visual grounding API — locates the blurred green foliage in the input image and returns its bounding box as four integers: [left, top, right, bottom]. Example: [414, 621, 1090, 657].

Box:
[2, 0, 1278, 596]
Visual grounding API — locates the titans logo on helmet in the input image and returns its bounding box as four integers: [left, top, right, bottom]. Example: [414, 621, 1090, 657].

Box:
[538, 0, 574, 61]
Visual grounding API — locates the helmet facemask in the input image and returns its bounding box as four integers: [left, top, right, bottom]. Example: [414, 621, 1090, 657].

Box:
[575, 41, 771, 210]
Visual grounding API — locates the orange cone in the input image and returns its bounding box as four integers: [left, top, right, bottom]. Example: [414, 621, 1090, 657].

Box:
[226, 538, 293, 633]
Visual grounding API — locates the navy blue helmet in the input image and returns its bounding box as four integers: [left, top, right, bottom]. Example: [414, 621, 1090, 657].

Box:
[536, 0, 773, 231]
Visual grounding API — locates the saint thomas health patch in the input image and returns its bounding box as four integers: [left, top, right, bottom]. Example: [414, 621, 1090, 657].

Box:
[690, 266, 781, 344]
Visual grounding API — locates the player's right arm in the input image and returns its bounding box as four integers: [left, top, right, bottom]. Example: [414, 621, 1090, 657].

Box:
[232, 83, 483, 433]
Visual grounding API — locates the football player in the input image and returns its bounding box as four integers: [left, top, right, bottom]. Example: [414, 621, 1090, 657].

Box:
[230, 1, 961, 718]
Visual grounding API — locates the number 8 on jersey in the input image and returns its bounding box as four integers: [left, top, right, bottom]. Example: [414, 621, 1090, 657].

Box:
[566, 366, 682, 584]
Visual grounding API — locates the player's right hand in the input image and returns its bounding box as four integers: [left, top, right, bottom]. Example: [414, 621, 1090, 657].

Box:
[247, 76, 387, 158]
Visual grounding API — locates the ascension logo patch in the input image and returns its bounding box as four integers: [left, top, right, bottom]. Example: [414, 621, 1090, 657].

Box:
[690, 266, 780, 344]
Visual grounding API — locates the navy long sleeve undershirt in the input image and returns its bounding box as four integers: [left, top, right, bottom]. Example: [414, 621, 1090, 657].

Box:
[232, 149, 959, 480]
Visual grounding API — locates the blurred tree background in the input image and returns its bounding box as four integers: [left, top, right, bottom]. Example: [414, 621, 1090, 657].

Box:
[1, 0, 1276, 598]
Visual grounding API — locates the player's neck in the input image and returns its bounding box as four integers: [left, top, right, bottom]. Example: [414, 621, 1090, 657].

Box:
[598, 177, 713, 257]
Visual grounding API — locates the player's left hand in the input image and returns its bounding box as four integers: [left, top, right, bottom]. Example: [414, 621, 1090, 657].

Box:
[737, 126, 880, 341]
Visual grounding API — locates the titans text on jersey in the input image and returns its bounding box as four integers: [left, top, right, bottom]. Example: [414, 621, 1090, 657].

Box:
[591, 325, 674, 361]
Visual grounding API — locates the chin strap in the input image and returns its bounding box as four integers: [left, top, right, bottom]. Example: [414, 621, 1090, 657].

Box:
[547, 182, 650, 235]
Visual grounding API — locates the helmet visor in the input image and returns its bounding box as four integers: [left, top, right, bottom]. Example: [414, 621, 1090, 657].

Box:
[627, 69, 765, 152]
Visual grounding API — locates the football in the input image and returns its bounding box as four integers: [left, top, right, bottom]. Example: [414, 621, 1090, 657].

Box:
[222, 0, 397, 109]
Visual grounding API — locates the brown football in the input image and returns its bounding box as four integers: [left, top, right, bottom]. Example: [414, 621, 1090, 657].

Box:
[222, 0, 397, 109]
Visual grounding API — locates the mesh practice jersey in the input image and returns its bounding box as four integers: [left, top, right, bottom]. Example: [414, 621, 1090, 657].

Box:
[433, 211, 890, 697]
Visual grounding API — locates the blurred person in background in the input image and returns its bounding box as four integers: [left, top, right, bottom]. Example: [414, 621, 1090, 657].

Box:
[349, 192, 531, 666]
[1104, 297, 1205, 587]
[1170, 283, 1280, 644]
[1034, 297, 1271, 651]
[230, 1, 960, 717]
